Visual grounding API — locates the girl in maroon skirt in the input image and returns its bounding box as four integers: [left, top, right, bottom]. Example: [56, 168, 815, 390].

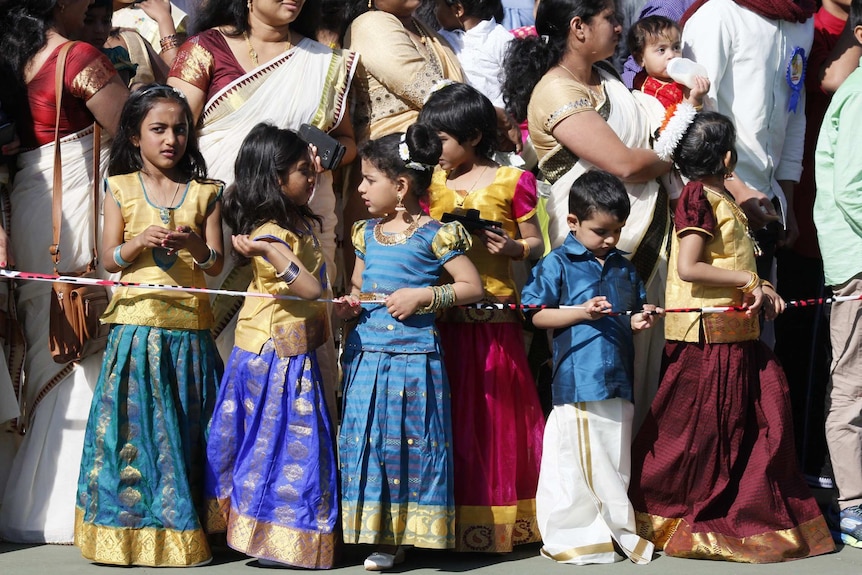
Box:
[629, 110, 834, 562]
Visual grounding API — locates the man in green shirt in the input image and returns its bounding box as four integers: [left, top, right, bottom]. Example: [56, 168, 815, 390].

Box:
[813, 0, 862, 549]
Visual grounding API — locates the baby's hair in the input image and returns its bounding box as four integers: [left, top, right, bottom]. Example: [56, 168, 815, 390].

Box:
[359, 123, 442, 197]
[418, 82, 497, 158]
[441, 0, 503, 21]
[223, 123, 322, 255]
[568, 170, 631, 222]
[852, 0, 862, 30]
[108, 83, 207, 179]
[626, 15, 679, 62]
[673, 112, 737, 182]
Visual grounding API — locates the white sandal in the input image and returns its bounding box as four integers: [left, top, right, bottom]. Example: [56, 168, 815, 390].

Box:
[363, 548, 405, 571]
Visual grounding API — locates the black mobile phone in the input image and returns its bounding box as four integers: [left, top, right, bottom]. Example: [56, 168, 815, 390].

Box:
[441, 209, 504, 235]
[0, 122, 16, 148]
[298, 123, 346, 171]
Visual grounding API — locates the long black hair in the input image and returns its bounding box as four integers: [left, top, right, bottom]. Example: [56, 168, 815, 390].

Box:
[360, 123, 442, 198]
[502, 0, 611, 122]
[192, 0, 320, 38]
[418, 82, 497, 159]
[108, 84, 207, 179]
[0, 0, 56, 83]
[673, 112, 738, 182]
[223, 122, 322, 253]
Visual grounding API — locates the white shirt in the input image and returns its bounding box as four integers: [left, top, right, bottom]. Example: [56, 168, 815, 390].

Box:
[439, 19, 513, 108]
[682, 0, 813, 213]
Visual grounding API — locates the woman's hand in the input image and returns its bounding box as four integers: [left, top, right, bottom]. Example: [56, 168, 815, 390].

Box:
[761, 283, 786, 321]
[137, 0, 174, 29]
[385, 287, 431, 321]
[0, 224, 14, 268]
[334, 293, 363, 320]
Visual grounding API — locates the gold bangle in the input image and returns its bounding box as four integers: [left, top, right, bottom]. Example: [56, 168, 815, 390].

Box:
[740, 271, 760, 293]
[160, 34, 180, 52]
[513, 239, 530, 261]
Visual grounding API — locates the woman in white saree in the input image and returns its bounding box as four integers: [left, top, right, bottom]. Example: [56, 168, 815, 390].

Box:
[169, 0, 357, 420]
[0, 0, 128, 543]
[502, 0, 674, 563]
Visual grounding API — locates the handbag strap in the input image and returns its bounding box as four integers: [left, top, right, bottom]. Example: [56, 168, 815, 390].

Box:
[50, 41, 100, 276]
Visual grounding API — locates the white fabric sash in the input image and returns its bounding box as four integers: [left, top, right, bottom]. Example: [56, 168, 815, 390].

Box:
[10, 127, 108, 412]
[547, 66, 660, 260]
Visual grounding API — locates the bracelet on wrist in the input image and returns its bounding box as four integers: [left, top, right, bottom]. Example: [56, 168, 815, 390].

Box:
[194, 246, 218, 270]
[159, 34, 180, 52]
[513, 239, 530, 261]
[739, 271, 760, 293]
[276, 261, 301, 285]
[113, 243, 133, 269]
[416, 284, 456, 314]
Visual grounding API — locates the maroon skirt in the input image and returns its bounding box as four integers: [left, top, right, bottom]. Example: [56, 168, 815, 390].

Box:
[629, 339, 834, 562]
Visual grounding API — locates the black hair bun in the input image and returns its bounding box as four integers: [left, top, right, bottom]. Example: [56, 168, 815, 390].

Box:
[405, 123, 442, 167]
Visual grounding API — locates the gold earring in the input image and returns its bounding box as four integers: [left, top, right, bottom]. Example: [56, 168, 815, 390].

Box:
[368, 0, 373, 9]
[247, 0, 252, 11]
[395, 193, 406, 212]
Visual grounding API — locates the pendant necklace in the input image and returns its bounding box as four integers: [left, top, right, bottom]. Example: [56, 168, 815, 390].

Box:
[453, 165, 488, 207]
[244, 30, 292, 67]
[142, 173, 182, 225]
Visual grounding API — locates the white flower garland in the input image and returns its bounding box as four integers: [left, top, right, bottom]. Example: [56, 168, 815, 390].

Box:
[398, 133, 433, 171]
[654, 102, 698, 162]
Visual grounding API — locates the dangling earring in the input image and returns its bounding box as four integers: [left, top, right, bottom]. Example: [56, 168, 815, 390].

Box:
[395, 193, 406, 212]
[247, 0, 253, 12]
[368, 0, 373, 9]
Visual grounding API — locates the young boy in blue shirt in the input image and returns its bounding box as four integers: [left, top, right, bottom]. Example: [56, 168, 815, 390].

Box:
[522, 170, 661, 565]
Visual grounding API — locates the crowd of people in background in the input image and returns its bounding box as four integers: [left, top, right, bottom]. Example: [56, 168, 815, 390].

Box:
[0, 0, 860, 570]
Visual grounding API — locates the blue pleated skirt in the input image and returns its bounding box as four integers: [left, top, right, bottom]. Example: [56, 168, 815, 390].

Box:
[74, 323, 222, 566]
[339, 348, 455, 549]
[205, 340, 338, 568]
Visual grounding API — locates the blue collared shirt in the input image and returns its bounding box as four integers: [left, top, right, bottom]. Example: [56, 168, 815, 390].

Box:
[522, 234, 646, 404]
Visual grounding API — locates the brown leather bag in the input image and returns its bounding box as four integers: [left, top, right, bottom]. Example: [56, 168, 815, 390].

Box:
[48, 42, 110, 364]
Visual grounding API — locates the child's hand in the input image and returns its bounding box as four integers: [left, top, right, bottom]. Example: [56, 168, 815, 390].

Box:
[231, 234, 274, 258]
[308, 144, 326, 174]
[581, 296, 612, 320]
[632, 304, 664, 331]
[742, 285, 765, 317]
[683, 75, 710, 108]
[135, 225, 173, 249]
[760, 283, 786, 321]
[162, 225, 197, 254]
[334, 294, 363, 320]
[480, 228, 518, 257]
[385, 287, 430, 321]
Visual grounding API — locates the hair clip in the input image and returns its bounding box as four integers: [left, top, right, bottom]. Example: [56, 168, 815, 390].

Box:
[540, 34, 550, 45]
[423, 79, 456, 104]
[136, 84, 187, 100]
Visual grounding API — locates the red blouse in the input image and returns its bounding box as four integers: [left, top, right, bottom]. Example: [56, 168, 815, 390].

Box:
[23, 42, 116, 148]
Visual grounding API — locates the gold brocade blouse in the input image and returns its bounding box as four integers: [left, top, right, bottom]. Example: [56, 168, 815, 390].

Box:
[665, 184, 760, 343]
[427, 166, 537, 303]
[234, 221, 329, 358]
[101, 173, 222, 330]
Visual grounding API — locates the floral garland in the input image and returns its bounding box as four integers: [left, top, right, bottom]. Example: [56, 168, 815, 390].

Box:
[654, 102, 698, 162]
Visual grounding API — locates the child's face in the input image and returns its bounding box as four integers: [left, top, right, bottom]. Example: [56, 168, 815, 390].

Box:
[640, 28, 682, 81]
[280, 152, 317, 206]
[437, 131, 476, 172]
[435, 0, 463, 32]
[81, 5, 113, 48]
[358, 159, 402, 216]
[568, 210, 625, 260]
[132, 99, 189, 175]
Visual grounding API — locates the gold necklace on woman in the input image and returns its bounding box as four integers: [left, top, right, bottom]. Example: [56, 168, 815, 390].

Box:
[244, 29, 292, 67]
[374, 214, 423, 246]
[558, 62, 604, 101]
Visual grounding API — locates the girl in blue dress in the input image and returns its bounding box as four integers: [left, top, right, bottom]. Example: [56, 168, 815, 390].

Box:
[335, 123, 483, 571]
[205, 123, 338, 568]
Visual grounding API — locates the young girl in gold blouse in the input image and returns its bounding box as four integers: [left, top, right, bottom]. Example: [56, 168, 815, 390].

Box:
[419, 82, 545, 553]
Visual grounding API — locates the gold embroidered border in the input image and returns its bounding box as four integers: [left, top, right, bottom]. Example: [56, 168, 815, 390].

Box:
[541, 542, 617, 562]
[226, 509, 337, 568]
[74, 507, 211, 566]
[635, 511, 835, 562]
[454, 500, 541, 552]
[342, 500, 455, 549]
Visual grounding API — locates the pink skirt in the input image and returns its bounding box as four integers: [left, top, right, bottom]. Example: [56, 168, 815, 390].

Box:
[438, 319, 544, 552]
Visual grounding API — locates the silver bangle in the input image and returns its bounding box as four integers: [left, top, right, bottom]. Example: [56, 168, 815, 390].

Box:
[276, 261, 301, 285]
[195, 246, 217, 270]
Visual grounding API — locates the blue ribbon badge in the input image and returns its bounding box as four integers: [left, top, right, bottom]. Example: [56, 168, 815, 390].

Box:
[786, 46, 806, 113]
